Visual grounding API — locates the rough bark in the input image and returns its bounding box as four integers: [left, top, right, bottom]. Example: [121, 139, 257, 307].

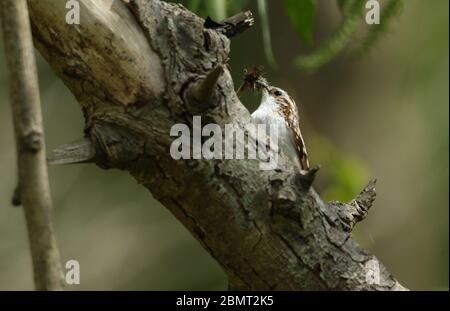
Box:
[27, 0, 407, 290]
[1, 0, 63, 290]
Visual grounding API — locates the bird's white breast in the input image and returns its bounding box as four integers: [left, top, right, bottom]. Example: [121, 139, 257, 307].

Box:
[251, 93, 301, 168]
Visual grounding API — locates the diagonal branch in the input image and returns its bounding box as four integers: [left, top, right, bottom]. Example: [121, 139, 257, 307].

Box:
[27, 0, 407, 290]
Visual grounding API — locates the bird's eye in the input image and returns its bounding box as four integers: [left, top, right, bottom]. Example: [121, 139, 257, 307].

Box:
[273, 90, 283, 97]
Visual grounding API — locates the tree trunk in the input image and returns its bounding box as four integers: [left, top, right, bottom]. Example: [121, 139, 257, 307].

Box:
[27, 0, 407, 290]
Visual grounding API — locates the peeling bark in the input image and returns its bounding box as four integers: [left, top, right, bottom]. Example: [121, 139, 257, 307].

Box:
[28, 0, 407, 290]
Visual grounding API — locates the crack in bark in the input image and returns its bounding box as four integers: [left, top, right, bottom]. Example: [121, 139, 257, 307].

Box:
[274, 232, 329, 290]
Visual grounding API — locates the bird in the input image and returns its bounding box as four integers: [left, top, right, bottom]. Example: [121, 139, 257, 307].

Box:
[250, 83, 310, 171]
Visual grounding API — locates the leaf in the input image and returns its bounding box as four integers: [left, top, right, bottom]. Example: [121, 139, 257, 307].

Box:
[282, 0, 316, 46]
[257, 0, 278, 68]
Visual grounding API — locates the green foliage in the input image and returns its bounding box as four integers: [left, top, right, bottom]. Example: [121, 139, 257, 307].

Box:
[295, 0, 404, 70]
[252, 0, 403, 70]
[282, 0, 316, 46]
[295, 0, 366, 70]
[181, 0, 404, 71]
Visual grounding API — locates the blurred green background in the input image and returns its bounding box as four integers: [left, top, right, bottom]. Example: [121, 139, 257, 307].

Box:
[0, 0, 448, 290]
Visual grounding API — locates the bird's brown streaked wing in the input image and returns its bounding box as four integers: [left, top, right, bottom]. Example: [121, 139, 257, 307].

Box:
[279, 96, 310, 170]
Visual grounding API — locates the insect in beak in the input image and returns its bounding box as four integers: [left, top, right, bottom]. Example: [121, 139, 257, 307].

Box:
[237, 66, 269, 97]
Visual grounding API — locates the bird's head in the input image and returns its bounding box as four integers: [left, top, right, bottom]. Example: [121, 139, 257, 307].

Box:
[261, 85, 292, 108]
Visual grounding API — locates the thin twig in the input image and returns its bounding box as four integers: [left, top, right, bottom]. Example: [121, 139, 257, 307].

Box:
[0, 0, 63, 290]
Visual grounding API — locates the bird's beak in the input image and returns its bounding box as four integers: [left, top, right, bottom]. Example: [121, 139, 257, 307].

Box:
[254, 77, 269, 93]
[261, 84, 270, 96]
